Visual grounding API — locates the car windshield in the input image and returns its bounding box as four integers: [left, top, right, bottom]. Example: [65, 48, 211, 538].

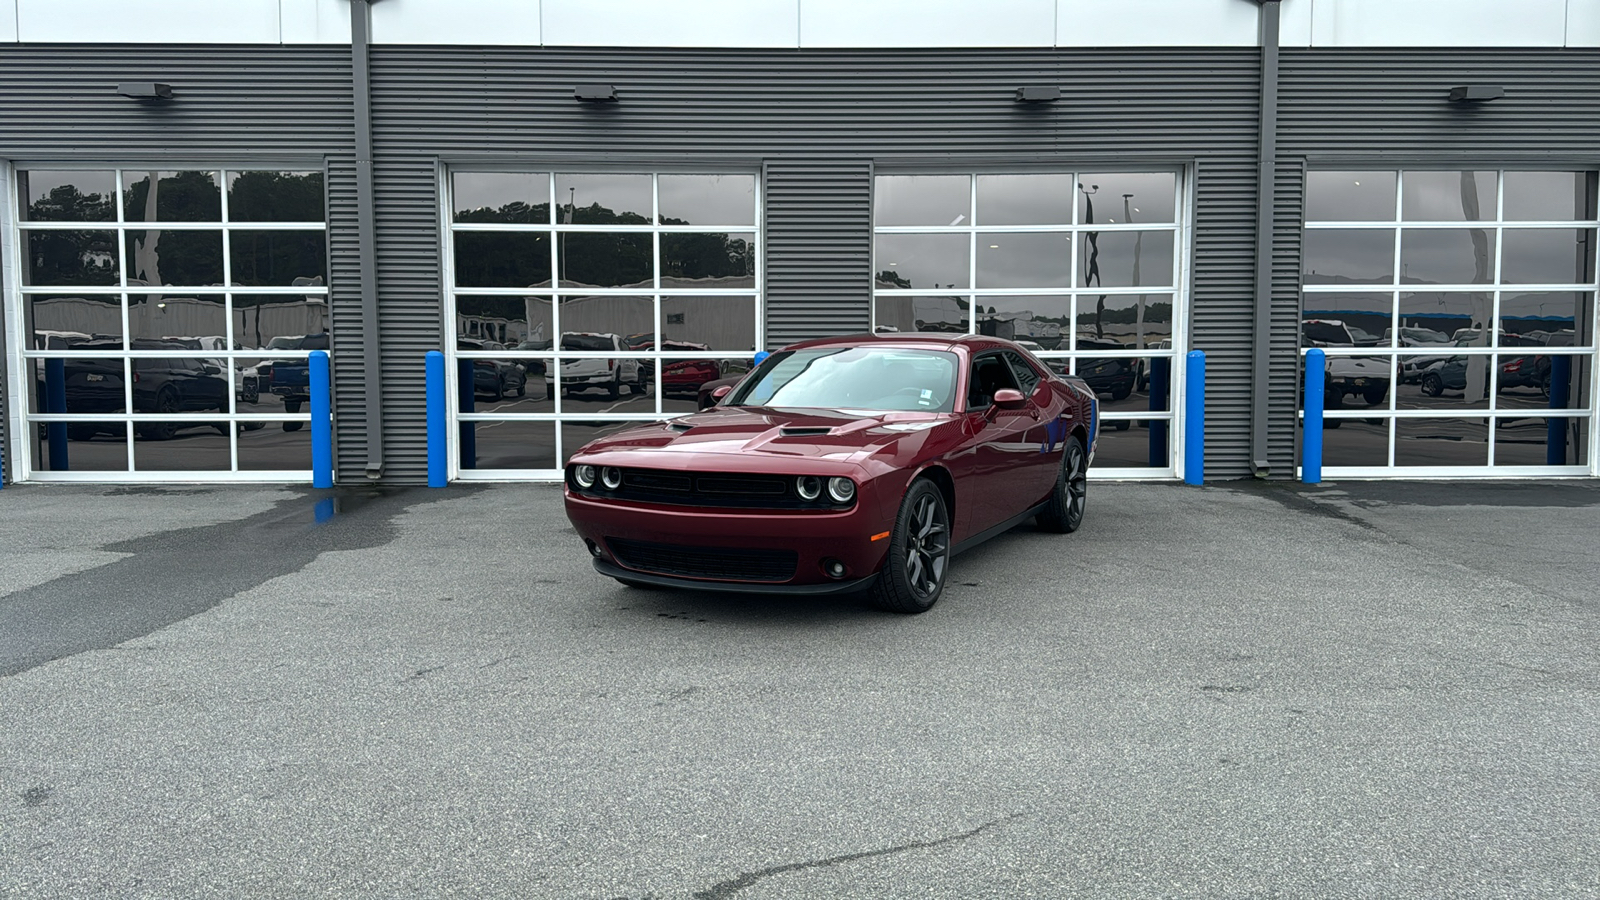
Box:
[561, 334, 613, 352]
[1402, 327, 1449, 343]
[728, 347, 959, 412]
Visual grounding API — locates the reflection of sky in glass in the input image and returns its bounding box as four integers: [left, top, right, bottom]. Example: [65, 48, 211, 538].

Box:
[556, 173, 652, 222]
[1075, 173, 1176, 224]
[453, 173, 549, 218]
[1400, 229, 1495, 285]
[1502, 229, 1594, 284]
[1499, 291, 1586, 328]
[1503, 171, 1591, 221]
[1401, 171, 1493, 221]
[659, 175, 755, 226]
[20, 170, 115, 219]
[875, 234, 969, 289]
[976, 233, 1071, 287]
[1303, 229, 1394, 284]
[976, 174, 1072, 225]
[1304, 291, 1391, 320]
[1306, 171, 1395, 221]
[875, 176, 968, 226]
[1079, 231, 1174, 287]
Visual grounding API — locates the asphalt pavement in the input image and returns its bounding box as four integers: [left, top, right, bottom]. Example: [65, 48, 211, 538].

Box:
[1, 477, 1598, 898]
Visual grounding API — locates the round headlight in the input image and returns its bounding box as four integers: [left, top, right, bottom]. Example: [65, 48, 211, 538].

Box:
[601, 467, 623, 490]
[573, 464, 597, 488]
[796, 475, 823, 501]
[827, 476, 856, 504]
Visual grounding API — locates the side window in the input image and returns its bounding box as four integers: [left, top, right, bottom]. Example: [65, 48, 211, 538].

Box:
[967, 354, 1020, 409]
[1003, 351, 1040, 395]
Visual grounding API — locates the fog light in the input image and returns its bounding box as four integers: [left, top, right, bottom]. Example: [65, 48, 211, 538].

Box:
[585, 539, 602, 557]
[796, 475, 822, 501]
[601, 467, 623, 490]
[823, 558, 848, 579]
[574, 464, 597, 488]
[827, 477, 855, 504]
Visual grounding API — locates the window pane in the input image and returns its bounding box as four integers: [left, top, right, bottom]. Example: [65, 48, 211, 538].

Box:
[976, 232, 1072, 288]
[18, 170, 116, 222]
[659, 174, 755, 226]
[1497, 353, 1584, 410]
[128, 294, 226, 344]
[1301, 293, 1391, 346]
[1400, 228, 1495, 286]
[227, 171, 326, 222]
[454, 351, 538, 409]
[1499, 291, 1587, 345]
[232, 295, 330, 353]
[559, 232, 651, 288]
[462, 420, 558, 471]
[661, 232, 754, 288]
[1074, 292, 1173, 350]
[1324, 354, 1394, 410]
[875, 234, 969, 290]
[25, 230, 120, 286]
[26, 294, 123, 348]
[1072, 351, 1138, 403]
[1302, 229, 1394, 285]
[1503, 171, 1592, 222]
[874, 175, 969, 227]
[980, 295, 1070, 349]
[129, 352, 231, 417]
[1079, 230, 1174, 289]
[1319, 418, 1389, 467]
[29, 391, 128, 473]
[1398, 291, 1477, 345]
[1395, 418, 1486, 466]
[1401, 353, 1486, 410]
[558, 295, 652, 342]
[229, 230, 326, 287]
[1494, 417, 1587, 466]
[1401, 170, 1494, 221]
[1088, 425, 1166, 468]
[237, 422, 313, 470]
[1501, 229, 1594, 285]
[1306, 171, 1396, 221]
[1075, 173, 1176, 225]
[133, 426, 231, 470]
[453, 231, 551, 288]
[455, 295, 547, 346]
[976, 174, 1073, 226]
[29, 356, 128, 416]
[452, 172, 548, 224]
[873, 294, 968, 333]
[123, 171, 221, 222]
[662, 296, 757, 351]
[125, 229, 224, 287]
[556, 174, 652, 224]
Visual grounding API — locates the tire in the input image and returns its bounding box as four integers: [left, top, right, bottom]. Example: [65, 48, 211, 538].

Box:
[607, 376, 620, 401]
[283, 421, 303, 432]
[242, 383, 259, 404]
[1112, 419, 1131, 432]
[1421, 374, 1443, 397]
[284, 399, 302, 414]
[491, 377, 504, 401]
[1362, 385, 1388, 406]
[629, 367, 647, 395]
[1037, 436, 1088, 534]
[1325, 385, 1346, 409]
[514, 375, 526, 398]
[1110, 383, 1132, 401]
[546, 383, 556, 400]
[138, 390, 179, 441]
[867, 479, 951, 614]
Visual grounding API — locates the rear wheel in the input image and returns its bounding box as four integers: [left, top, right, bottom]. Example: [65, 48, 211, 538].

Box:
[1421, 374, 1443, 397]
[607, 376, 621, 401]
[1036, 436, 1087, 534]
[868, 479, 950, 614]
[138, 390, 179, 441]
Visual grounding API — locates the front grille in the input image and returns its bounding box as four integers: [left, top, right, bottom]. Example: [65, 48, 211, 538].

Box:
[696, 475, 788, 496]
[624, 470, 692, 492]
[570, 466, 853, 510]
[607, 538, 798, 583]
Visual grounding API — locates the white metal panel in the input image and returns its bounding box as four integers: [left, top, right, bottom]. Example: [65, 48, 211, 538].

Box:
[0, 0, 16, 42]
[1057, 0, 1258, 47]
[1310, 0, 1567, 47]
[371, 0, 540, 46]
[801, 0, 1054, 48]
[1568, 0, 1600, 47]
[1279, 0, 1312, 47]
[544, 0, 798, 47]
[279, 0, 350, 43]
[17, 0, 281, 43]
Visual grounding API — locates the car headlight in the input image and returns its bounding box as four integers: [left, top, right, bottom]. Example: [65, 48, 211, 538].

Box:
[573, 464, 597, 488]
[601, 467, 623, 490]
[827, 477, 855, 504]
[796, 475, 822, 501]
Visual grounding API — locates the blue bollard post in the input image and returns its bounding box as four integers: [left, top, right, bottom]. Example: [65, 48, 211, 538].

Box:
[426, 351, 447, 487]
[309, 350, 333, 488]
[1547, 355, 1571, 465]
[45, 358, 69, 471]
[456, 358, 476, 470]
[1184, 350, 1205, 485]
[1303, 348, 1325, 484]
[1148, 356, 1170, 467]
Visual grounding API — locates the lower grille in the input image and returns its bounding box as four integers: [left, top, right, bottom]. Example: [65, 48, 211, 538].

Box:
[607, 538, 798, 583]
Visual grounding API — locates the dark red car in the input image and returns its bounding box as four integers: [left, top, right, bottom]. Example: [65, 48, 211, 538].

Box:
[564, 334, 1099, 613]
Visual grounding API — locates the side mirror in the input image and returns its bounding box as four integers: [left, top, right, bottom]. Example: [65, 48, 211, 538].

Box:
[711, 385, 733, 401]
[992, 388, 1027, 410]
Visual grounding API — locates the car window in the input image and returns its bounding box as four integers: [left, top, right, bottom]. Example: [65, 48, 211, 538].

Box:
[968, 354, 1020, 409]
[1002, 351, 1041, 395]
[561, 334, 615, 352]
[728, 347, 959, 412]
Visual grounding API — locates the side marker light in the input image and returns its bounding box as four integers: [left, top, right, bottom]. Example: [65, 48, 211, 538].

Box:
[870, 531, 891, 542]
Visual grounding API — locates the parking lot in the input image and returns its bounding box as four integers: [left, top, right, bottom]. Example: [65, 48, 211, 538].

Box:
[2, 479, 1598, 898]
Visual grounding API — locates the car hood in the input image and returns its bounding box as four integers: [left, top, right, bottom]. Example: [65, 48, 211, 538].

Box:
[571, 406, 953, 465]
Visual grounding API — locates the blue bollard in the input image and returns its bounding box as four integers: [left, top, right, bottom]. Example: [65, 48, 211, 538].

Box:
[1184, 350, 1205, 485]
[456, 358, 476, 470]
[1303, 348, 1325, 484]
[1547, 355, 1571, 465]
[309, 350, 333, 488]
[45, 358, 69, 471]
[1149, 356, 1170, 467]
[426, 351, 447, 487]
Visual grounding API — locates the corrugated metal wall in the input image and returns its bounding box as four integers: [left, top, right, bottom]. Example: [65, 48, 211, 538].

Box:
[366, 47, 1265, 480]
[0, 46, 353, 483]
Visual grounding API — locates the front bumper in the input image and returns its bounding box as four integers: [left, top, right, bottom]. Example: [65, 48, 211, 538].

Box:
[593, 557, 876, 594]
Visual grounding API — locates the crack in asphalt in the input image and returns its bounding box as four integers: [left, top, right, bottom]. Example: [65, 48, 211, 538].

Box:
[689, 813, 1023, 900]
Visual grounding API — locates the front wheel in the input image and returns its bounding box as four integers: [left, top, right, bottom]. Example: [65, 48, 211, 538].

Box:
[1421, 374, 1443, 397]
[868, 479, 951, 614]
[1037, 436, 1087, 534]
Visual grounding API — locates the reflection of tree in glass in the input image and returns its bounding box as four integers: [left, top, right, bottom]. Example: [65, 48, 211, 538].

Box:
[124, 170, 221, 221]
[662, 231, 750, 281]
[228, 171, 326, 221]
[231, 231, 326, 286]
[876, 269, 912, 288]
[455, 201, 552, 225]
[1076, 302, 1173, 326]
[28, 183, 113, 221]
[27, 231, 118, 285]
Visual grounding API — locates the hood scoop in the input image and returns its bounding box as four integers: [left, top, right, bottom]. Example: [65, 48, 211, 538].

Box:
[779, 426, 833, 437]
[668, 422, 695, 433]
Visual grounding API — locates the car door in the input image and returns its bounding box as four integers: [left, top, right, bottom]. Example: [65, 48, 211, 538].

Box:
[959, 352, 1042, 537]
[1003, 350, 1065, 500]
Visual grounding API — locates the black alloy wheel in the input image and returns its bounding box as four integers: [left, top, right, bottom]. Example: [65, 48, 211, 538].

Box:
[1421, 374, 1444, 397]
[1037, 435, 1087, 534]
[869, 479, 950, 614]
[139, 390, 180, 441]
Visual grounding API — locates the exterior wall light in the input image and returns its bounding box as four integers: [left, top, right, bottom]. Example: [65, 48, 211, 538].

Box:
[1448, 85, 1504, 103]
[1015, 86, 1060, 102]
[575, 84, 618, 102]
[117, 82, 173, 101]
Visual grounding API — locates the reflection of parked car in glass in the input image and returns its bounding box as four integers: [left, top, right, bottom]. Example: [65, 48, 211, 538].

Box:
[54, 339, 229, 441]
[256, 333, 330, 431]
[637, 340, 724, 394]
[1422, 348, 1557, 399]
[514, 339, 551, 375]
[1301, 319, 1389, 406]
[555, 332, 645, 401]
[1075, 339, 1138, 402]
[458, 337, 527, 400]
